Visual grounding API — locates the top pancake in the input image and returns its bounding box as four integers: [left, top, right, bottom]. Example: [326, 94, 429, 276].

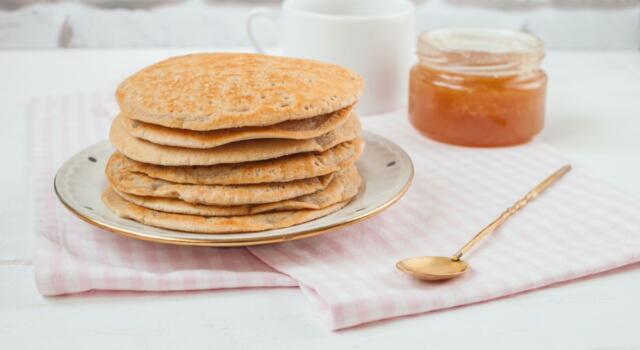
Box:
[117, 53, 364, 131]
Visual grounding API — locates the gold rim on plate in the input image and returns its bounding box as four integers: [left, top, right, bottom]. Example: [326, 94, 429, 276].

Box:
[53, 132, 414, 247]
[55, 175, 412, 247]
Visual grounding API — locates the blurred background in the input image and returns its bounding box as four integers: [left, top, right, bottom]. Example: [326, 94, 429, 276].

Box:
[1, 0, 638, 50]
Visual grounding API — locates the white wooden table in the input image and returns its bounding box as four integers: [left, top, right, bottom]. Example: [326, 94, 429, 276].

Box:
[1, 49, 640, 349]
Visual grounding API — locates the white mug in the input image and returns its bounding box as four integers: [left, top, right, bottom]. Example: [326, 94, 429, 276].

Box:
[246, 0, 415, 115]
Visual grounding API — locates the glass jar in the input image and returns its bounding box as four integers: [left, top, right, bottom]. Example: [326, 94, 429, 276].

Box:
[409, 28, 547, 147]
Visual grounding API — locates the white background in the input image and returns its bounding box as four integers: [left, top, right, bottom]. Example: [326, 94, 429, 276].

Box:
[1, 0, 639, 49]
[2, 0, 640, 347]
[1, 48, 639, 349]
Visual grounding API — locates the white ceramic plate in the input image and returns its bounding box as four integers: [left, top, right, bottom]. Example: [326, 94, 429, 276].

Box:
[54, 131, 413, 247]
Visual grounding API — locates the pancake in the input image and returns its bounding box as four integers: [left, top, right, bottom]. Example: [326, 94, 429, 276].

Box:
[106, 152, 335, 206]
[103, 187, 349, 234]
[119, 105, 353, 148]
[117, 53, 364, 131]
[118, 138, 363, 185]
[110, 113, 361, 166]
[113, 165, 361, 216]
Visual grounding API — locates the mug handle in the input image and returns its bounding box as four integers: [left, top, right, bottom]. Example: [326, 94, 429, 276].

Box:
[246, 7, 278, 54]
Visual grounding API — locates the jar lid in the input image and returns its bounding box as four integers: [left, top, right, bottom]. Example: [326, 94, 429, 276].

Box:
[417, 28, 545, 76]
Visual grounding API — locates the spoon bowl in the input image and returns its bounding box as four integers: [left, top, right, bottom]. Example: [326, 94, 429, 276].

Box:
[396, 256, 469, 281]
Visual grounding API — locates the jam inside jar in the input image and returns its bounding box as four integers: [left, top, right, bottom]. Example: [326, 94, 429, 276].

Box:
[409, 28, 547, 147]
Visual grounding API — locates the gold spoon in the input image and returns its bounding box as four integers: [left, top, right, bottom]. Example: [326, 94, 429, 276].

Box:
[396, 164, 572, 281]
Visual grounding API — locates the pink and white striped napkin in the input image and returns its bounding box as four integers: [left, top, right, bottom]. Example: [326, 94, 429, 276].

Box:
[31, 94, 297, 294]
[32, 94, 640, 330]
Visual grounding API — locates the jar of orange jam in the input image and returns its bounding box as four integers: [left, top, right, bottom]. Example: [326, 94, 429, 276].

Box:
[409, 28, 547, 147]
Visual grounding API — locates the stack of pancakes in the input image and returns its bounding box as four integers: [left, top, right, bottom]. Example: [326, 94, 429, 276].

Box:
[102, 53, 365, 233]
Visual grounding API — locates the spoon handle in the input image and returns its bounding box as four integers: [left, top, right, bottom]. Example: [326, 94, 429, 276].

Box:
[451, 164, 572, 261]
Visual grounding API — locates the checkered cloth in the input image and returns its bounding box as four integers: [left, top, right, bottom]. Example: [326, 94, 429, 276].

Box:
[32, 94, 640, 330]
